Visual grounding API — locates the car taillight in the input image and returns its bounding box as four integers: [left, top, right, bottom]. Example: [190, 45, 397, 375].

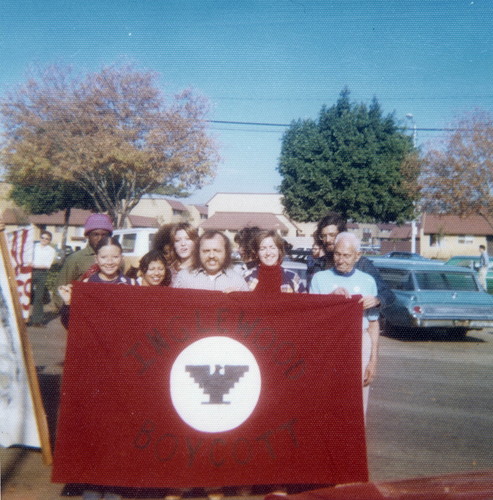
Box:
[413, 305, 423, 314]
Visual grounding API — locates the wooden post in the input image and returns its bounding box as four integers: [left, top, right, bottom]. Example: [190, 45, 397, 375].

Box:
[0, 226, 53, 465]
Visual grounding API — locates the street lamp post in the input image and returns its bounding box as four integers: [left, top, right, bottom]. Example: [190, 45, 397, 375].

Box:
[406, 114, 418, 254]
[406, 113, 417, 148]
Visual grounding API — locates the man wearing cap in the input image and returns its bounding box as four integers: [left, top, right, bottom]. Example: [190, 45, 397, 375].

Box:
[55, 214, 114, 293]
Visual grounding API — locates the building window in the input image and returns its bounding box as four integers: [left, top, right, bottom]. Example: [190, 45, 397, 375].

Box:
[172, 209, 183, 216]
[458, 235, 474, 244]
[429, 234, 443, 247]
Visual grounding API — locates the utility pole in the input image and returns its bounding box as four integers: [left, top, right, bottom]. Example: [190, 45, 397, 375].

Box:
[406, 114, 418, 254]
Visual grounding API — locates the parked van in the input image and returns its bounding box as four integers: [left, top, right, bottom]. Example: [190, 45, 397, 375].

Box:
[112, 228, 158, 269]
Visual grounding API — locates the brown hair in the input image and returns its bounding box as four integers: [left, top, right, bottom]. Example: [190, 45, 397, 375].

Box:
[252, 230, 285, 263]
[314, 212, 347, 246]
[234, 226, 262, 263]
[153, 222, 199, 269]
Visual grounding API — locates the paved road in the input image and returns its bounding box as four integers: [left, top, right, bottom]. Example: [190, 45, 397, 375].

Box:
[2, 311, 493, 499]
[367, 328, 493, 481]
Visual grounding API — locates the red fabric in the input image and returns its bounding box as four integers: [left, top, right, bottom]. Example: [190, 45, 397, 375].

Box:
[256, 263, 283, 293]
[52, 283, 367, 488]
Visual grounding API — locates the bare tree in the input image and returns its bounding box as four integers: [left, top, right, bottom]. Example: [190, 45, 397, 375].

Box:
[1, 64, 220, 227]
[420, 110, 493, 218]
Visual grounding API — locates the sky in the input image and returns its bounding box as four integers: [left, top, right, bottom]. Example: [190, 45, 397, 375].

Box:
[1, 0, 492, 205]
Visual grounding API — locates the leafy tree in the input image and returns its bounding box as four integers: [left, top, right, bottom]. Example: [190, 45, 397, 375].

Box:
[277, 89, 419, 223]
[420, 110, 493, 218]
[1, 64, 219, 227]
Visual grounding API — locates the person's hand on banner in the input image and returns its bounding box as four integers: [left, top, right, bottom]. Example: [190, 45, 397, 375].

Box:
[359, 295, 380, 310]
[222, 287, 247, 293]
[58, 284, 73, 305]
[331, 286, 351, 298]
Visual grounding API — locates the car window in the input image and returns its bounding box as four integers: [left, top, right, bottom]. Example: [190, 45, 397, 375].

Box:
[282, 264, 307, 281]
[447, 258, 477, 270]
[377, 268, 414, 291]
[415, 271, 479, 291]
[121, 233, 137, 253]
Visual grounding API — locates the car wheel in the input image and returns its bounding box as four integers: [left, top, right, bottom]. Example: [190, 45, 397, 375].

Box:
[447, 327, 468, 339]
[380, 317, 411, 337]
[379, 317, 395, 336]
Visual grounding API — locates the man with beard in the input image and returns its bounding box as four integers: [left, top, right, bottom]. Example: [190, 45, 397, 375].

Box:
[173, 230, 249, 292]
[311, 212, 394, 308]
[170, 229, 248, 500]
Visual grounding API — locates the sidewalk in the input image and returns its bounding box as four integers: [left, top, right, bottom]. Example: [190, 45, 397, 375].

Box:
[1, 309, 66, 500]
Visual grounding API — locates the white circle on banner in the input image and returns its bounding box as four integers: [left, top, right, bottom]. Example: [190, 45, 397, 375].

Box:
[170, 336, 261, 433]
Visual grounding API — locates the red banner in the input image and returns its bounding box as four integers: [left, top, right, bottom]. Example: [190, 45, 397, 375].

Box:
[52, 283, 367, 488]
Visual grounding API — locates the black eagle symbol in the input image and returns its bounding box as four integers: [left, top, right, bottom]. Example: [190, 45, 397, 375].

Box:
[185, 364, 249, 404]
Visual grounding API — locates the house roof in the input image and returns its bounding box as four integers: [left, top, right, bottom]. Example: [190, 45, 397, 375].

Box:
[2, 207, 93, 226]
[387, 224, 413, 239]
[28, 208, 94, 225]
[127, 214, 159, 228]
[199, 212, 289, 232]
[422, 213, 493, 235]
[2, 207, 30, 225]
[377, 223, 397, 231]
[166, 199, 188, 211]
[193, 204, 208, 216]
[205, 192, 280, 205]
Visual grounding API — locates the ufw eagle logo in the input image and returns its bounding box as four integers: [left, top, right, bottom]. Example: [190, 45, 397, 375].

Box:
[185, 364, 249, 404]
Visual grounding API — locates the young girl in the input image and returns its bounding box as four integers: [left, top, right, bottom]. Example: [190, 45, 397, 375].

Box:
[86, 236, 135, 284]
[58, 236, 134, 327]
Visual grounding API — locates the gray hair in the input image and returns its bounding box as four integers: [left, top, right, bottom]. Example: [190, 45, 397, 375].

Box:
[334, 232, 361, 252]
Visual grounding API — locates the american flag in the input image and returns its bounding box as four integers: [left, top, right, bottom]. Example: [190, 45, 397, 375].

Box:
[6, 227, 33, 320]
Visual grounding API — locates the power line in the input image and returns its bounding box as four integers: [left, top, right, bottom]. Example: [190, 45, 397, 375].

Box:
[209, 120, 289, 127]
[212, 95, 493, 102]
[208, 119, 467, 132]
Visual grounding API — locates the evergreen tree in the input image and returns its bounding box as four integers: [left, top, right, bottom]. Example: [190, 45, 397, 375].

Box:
[278, 89, 419, 222]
